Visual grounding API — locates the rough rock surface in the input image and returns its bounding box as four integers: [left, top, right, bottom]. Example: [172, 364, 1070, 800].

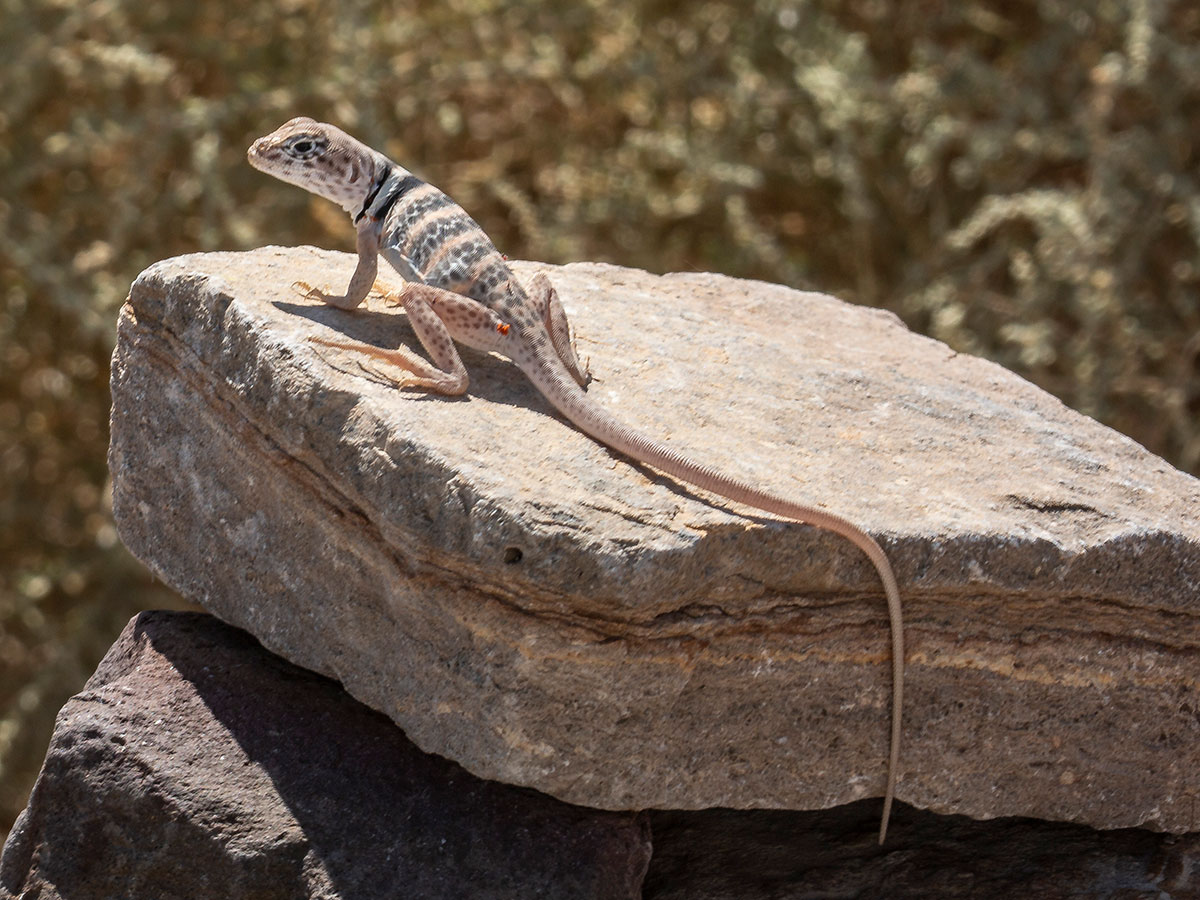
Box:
[0, 612, 651, 900]
[109, 246, 1200, 831]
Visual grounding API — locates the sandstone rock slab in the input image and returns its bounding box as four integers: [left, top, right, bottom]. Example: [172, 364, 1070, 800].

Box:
[109, 247, 1200, 831]
[0, 611, 650, 900]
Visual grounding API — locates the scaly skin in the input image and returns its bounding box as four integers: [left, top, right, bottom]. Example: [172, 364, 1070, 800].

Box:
[248, 117, 906, 843]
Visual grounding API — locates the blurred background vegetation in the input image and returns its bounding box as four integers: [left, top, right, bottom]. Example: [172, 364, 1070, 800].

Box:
[2, 0, 1198, 841]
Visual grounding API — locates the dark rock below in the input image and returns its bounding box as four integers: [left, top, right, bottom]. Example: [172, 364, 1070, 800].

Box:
[645, 806, 1200, 900]
[0, 611, 650, 900]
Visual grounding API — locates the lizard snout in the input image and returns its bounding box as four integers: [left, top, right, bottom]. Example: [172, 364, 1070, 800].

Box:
[247, 139, 270, 169]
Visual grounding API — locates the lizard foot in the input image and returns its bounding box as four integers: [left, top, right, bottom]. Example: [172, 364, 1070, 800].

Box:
[292, 281, 369, 310]
[307, 335, 469, 396]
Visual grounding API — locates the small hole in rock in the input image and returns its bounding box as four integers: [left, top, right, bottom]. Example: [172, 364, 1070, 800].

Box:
[503, 547, 523, 564]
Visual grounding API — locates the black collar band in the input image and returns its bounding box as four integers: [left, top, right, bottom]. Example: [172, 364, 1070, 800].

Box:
[369, 173, 420, 225]
[354, 169, 390, 225]
[355, 170, 422, 226]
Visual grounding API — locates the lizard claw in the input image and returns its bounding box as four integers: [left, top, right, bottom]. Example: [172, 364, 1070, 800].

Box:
[291, 280, 327, 302]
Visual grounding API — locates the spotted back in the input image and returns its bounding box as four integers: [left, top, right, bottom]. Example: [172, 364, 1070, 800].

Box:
[381, 181, 537, 327]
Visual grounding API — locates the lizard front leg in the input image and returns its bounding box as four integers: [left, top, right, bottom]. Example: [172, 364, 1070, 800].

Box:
[310, 282, 511, 396]
[296, 222, 381, 310]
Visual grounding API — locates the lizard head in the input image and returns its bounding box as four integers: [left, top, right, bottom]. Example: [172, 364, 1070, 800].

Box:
[248, 117, 388, 215]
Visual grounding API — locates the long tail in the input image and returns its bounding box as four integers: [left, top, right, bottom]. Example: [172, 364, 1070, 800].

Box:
[518, 338, 903, 844]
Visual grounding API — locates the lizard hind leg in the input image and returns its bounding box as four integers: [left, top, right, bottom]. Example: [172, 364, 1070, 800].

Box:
[307, 282, 471, 396]
[307, 334, 467, 395]
[528, 272, 591, 387]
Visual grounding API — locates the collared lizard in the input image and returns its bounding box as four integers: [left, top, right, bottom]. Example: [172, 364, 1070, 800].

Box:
[248, 117, 906, 843]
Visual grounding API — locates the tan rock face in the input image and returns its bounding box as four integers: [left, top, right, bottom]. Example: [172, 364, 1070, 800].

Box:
[109, 246, 1200, 832]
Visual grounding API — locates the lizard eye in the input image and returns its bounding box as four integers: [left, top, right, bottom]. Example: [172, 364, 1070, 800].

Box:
[284, 135, 327, 160]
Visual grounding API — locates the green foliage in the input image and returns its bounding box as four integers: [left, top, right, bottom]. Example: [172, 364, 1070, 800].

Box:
[2, 0, 1197, 840]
